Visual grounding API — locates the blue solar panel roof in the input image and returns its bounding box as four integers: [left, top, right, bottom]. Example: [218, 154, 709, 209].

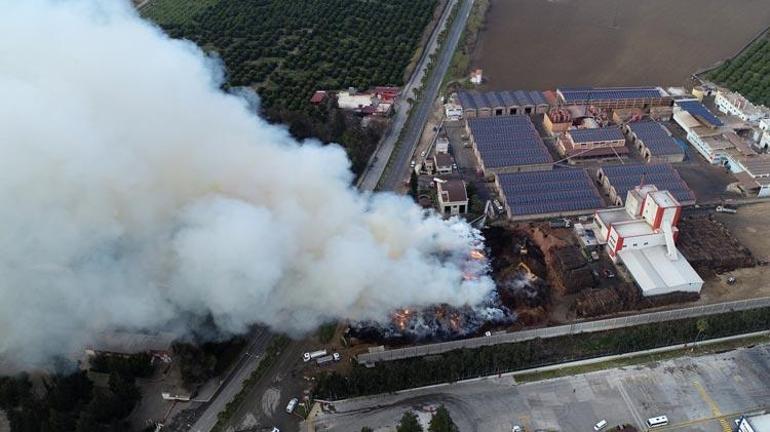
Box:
[457, 90, 549, 110]
[467, 116, 553, 168]
[568, 127, 625, 144]
[600, 163, 695, 203]
[559, 87, 665, 103]
[627, 121, 683, 156]
[676, 100, 723, 127]
[497, 169, 604, 216]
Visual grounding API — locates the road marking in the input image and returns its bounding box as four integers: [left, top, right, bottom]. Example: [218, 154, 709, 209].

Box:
[693, 381, 732, 432]
[616, 378, 645, 429]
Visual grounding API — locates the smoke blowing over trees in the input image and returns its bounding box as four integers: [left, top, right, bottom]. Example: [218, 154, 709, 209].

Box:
[0, 0, 493, 368]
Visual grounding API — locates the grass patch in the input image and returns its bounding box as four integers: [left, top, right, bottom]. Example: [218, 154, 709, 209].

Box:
[515, 334, 770, 383]
[317, 322, 338, 344]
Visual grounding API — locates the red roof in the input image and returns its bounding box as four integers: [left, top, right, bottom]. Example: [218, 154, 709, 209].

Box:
[310, 91, 327, 104]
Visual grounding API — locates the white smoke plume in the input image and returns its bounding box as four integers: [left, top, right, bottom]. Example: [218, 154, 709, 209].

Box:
[0, 0, 494, 367]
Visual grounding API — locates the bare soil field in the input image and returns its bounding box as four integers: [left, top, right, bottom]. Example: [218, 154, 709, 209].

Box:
[472, 0, 770, 89]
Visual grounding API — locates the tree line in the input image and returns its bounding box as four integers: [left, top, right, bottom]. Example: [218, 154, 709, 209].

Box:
[360, 405, 459, 432]
[707, 36, 770, 106]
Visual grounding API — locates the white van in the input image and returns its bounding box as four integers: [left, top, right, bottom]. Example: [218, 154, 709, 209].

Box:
[285, 398, 299, 414]
[646, 415, 668, 428]
[593, 419, 608, 430]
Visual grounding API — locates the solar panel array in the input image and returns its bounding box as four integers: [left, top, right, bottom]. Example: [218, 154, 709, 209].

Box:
[627, 121, 684, 156]
[497, 169, 604, 216]
[457, 90, 548, 110]
[568, 127, 625, 144]
[676, 100, 723, 127]
[600, 163, 695, 203]
[559, 87, 664, 103]
[467, 116, 553, 168]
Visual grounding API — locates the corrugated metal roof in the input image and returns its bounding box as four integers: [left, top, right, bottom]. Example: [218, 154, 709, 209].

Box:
[498, 169, 604, 216]
[568, 127, 625, 143]
[467, 116, 553, 168]
[618, 246, 703, 296]
[628, 121, 684, 156]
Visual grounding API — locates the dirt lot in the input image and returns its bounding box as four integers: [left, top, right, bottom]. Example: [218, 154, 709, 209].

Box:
[472, 0, 770, 89]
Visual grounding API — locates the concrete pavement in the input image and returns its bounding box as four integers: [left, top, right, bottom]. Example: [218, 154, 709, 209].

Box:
[311, 343, 770, 432]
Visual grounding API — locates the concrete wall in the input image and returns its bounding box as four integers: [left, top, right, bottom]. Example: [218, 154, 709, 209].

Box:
[357, 296, 770, 365]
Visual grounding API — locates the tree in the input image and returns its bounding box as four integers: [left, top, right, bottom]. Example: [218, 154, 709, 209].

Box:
[428, 405, 458, 432]
[397, 411, 423, 432]
[695, 318, 709, 343]
[361, 428, 374, 432]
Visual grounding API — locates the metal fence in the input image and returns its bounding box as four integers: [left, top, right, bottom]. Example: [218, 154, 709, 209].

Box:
[357, 296, 770, 365]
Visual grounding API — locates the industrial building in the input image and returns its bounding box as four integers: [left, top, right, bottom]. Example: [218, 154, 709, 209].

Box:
[732, 154, 770, 197]
[466, 115, 553, 175]
[436, 179, 468, 216]
[594, 185, 703, 296]
[84, 331, 176, 363]
[495, 169, 604, 220]
[714, 89, 770, 123]
[557, 126, 629, 161]
[457, 90, 549, 118]
[433, 152, 453, 175]
[596, 163, 695, 206]
[736, 413, 770, 432]
[624, 121, 685, 163]
[556, 87, 672, 110]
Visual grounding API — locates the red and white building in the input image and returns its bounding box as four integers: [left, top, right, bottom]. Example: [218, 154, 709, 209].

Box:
[594, 185, 702, 296]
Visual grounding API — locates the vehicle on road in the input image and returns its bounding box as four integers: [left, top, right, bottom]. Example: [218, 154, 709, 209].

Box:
[452, 162, 457, 170]
[316, 353, 342, 365]
[646, 415, 668, 428]
[303, 350, 327, 362]
[410, 160, 416, 168]
[285, 398, 299, 414]
[716, 205, 737, 214]
[493, 199, 504, 214]
[593, 419, 607, 430]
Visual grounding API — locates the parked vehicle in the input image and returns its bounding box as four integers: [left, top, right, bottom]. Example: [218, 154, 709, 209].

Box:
[727, 275, 737, 285]
[716, 205, 737, 214]
[316, 352, 341, 365]
[271, 428, 280, 432]
[549, 218, 572, 228]
[603, 269, 615, 278]
[512, 426, 523, 432]
[590, 251, 600, 261]
[646, 415, 668, 428]
[493, 199, 504, 214]
[593, 419, 608, 431]
[303, 350, 327, 362]
[410, 160, 416, 168]
[285, 398, 299, 414]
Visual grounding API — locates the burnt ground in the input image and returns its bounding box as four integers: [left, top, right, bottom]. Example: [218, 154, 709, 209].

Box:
[472, 0, 770, 90]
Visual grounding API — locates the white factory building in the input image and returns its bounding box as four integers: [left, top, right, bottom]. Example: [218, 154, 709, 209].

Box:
[714, 89, 770, 123]
[594, 185, 703, 296]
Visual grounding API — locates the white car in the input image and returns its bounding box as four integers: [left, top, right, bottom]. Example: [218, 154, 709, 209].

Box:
[512, 426, 523, 432]
[420, 151, 426, 157]
[410, 160, 416, 168]
[271, 428, 280, 432]
[594, 419, 607, 431]
[285, 397, 299, 414]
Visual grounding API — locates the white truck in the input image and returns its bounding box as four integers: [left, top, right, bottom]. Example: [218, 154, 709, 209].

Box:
[316, 352, 341, 365]
[716, 205, 737, 214]
[303, 350, 327, 362]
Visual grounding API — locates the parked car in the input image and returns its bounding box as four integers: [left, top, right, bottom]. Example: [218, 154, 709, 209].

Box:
[493, 199, 504, 213]
[594, 419, 608, 431]
[285, 398, 299, 414]
[512, 426, 523, 432]
[271, 428, 280, 432]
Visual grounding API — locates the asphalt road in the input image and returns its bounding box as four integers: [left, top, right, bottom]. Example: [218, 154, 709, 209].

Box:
[357, 0, 459, 191]
[312, 343, 770, 431]
[377, 0, 473, 192]
[188, 328, 274, 432]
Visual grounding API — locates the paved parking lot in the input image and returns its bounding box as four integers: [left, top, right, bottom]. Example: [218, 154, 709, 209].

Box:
[312, 344, 770, 431]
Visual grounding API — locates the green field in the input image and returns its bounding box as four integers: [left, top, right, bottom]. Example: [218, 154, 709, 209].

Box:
[141, 0, 438, 174]
[706, 34, 770, 106]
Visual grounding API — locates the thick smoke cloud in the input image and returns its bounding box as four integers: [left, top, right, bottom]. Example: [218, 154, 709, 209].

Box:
[0, 0, 494, 367]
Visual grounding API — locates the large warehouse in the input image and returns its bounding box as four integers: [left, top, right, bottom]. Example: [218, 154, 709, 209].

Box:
[624, 121, 685, 163]
[457, 90, 549, 118]
[466, 115, 554, 175]
[495, 169, 605, 220]
[556, 87, 672, 109]
[596, 163, 696, 206]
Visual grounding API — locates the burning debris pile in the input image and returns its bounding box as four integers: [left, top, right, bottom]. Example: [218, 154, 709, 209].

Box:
[349, 226, 552, 344]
